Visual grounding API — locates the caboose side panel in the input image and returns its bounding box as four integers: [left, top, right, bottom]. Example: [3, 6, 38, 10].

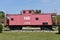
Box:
[8, 14, 52, 26]
[31, 14, 52, 25]
[9, 15, 24, 25]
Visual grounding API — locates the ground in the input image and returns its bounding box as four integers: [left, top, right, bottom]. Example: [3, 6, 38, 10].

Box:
[0, 32, 60, 40]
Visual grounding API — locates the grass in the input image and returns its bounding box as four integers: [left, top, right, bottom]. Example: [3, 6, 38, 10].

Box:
[0, 32, 60, 40]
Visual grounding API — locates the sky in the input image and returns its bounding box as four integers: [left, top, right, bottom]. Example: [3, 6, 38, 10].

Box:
[0, 0, 60, 14]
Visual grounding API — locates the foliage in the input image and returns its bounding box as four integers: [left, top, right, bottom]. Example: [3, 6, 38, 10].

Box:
[0, 23, 3, 33]
[52, 15, 60, 25]
[35, 10, 41, 14]
[0, 11, 5, 23]
[58, 26, 60, 34]
[57, 15, 60, 24]
[0, 11, 5, 18]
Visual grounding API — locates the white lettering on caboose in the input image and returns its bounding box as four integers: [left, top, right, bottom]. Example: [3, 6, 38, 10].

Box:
[24, 16, 30, 20]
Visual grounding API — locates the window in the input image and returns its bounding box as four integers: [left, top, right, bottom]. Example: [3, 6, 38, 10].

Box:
[11, 18, 14, 21]
[35, 17, 39, 20]
[23, 11, 25, 13]
[29, 11, 31, 13]
[43, 22, 48, 25]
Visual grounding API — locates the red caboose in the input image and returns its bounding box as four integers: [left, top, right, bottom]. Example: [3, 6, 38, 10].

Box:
[5, 10, 57, 30]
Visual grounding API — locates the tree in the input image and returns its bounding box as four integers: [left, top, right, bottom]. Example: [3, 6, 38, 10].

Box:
[0, 11, 5, 23]
[0, 23, 3, 33]
[35, 10, 41, 14]
[0, 11, 5, 18]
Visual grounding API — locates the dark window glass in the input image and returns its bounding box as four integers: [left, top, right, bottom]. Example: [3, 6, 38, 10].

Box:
[43, 22, 48, 25]
[23, 11, 25, 13]
[11, 18, 14, 21]
[36, 18, 39, 20]
[29, 11, 31, 13]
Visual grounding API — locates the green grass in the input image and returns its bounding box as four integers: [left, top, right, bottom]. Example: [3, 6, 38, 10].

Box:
[0, 32, 60, 40]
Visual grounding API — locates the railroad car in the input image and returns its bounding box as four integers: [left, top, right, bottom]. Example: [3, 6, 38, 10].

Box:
[4, 10, 58, 30]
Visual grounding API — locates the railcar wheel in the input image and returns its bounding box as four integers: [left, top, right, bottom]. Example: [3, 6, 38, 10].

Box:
[49, 26, 54, 31]
[9, 26, 22, 30]
[16, 26, 22, 30]
[9, 26, 15, 30]
[44, 26, 49, 30]
[19, 26, 22, 30]
[17, 26, 23, 30]
[40, 26, 44, 30]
